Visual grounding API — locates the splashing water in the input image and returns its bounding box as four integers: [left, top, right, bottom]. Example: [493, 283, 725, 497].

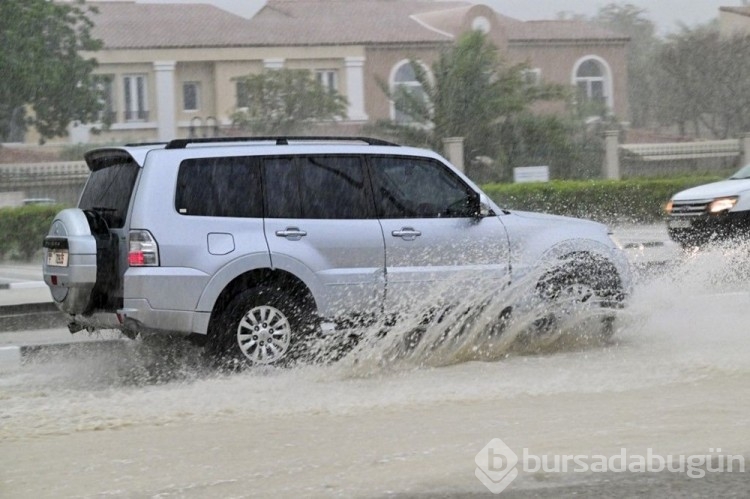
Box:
[328, 266, 620, 375]
[3, 241, 750, 442]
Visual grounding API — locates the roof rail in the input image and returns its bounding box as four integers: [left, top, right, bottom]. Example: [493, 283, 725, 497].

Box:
[164, 136, 400, 149]
[124, 141, 169, 147]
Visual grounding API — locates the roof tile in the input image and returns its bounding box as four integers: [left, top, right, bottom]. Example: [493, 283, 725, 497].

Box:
[85, 0, 626, 49]
[507, 21, 629, 42]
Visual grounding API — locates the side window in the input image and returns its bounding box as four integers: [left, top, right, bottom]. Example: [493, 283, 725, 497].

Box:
[263, 157, 301, 219]
[300, 156, 370, 219]
[369, 156, 477, 218]
[175, 156, 262, 217]
[264, 155, 371, 219]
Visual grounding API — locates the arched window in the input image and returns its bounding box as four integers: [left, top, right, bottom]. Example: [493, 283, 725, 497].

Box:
[390, 60, 428, 123]
[572, 56, 613, 113]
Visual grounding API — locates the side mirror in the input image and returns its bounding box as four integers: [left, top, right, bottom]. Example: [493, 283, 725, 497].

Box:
[470, 192, 492, 219]
[479, 197, 492, 217]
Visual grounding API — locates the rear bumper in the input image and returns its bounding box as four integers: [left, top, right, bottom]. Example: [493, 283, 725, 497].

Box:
[115, 267, 212, 335]
[62, 306, 210, 337]
[118, 299, 210, 336]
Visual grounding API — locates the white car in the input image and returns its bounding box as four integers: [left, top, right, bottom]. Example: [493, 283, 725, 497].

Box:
[666, 164, 750, 247]
[42, 137, 632, 366]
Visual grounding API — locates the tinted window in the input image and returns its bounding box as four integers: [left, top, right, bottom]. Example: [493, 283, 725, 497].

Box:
[79, 161, 139, 228]
[263, 157, 300, 218]
[175, 156, 262, 217]
[369, 156, 477, 218]
[264, 155, 371, 219]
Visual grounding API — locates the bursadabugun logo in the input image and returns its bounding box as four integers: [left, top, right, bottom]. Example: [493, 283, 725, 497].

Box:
[474, 438, 519, 494]
[475, 438, 745, 494]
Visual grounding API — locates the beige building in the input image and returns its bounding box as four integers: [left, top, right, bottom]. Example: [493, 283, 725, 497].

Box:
[39, 0, 630, 145]
[720, 6, 750, 34]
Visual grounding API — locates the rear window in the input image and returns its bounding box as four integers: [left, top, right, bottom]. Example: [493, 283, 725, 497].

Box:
[78, 161, 139, 229]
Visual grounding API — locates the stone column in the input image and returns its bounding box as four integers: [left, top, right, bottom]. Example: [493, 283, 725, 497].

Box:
[741, 132, 750, 166]
[442, 137, 465, 173]
[344, 56, 368, 121]
[603, 130, 621, 180]
[153, 61, 177, 141]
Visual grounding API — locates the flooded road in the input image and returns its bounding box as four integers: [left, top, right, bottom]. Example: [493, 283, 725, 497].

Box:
[1, 245, 749, 497]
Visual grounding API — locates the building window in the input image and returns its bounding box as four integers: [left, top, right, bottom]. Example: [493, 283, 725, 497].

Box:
[471, 16, 491, 33]
[316, 70, 338, 93]
[390, 60, 428, 123]
[123, 74, 149, 121]
[236, 81, 250, 108]
[573, 57, 613, 113]
[183, 82, 200, 112]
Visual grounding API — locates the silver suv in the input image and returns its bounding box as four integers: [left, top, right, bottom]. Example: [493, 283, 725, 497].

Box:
[42, 137, 631, 365]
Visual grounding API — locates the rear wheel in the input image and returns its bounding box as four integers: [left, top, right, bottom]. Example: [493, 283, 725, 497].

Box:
[207, 286, 316, 367]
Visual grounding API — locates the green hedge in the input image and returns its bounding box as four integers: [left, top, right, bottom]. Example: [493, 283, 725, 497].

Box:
[0, 205, 63, 261]
[481, 175, 724, 225]
[0, 175, 728, 261]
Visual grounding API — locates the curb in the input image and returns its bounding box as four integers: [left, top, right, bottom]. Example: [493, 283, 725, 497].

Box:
[0, 280, 47, 290]
[0, 302, 67, 332]
[0, 339, 128, 370]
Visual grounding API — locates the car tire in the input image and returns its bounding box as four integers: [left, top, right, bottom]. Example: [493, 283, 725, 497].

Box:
[207, 286, 316, 368]
[534, 259, 622, 342]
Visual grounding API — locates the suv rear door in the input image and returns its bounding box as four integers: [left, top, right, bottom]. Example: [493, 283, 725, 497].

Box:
[43, 150, 139, 314]
[368, 155, 510, 313]
[262, 155, 385, 318]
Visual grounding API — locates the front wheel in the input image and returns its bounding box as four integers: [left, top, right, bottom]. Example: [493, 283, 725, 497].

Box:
[532, 260, 622, 343]
[207, 286, 316, 367]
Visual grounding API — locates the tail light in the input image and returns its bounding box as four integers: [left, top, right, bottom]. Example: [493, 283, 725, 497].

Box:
[128, 230, 160, 267]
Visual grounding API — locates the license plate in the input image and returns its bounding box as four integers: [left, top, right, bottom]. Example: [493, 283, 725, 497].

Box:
[47, 249, 69, 267]
[668, 219, 692, 229]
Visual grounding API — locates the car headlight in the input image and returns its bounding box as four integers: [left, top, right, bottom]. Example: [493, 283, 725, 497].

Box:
[708, 197, 738, 214]
[664, 200, 673, 214]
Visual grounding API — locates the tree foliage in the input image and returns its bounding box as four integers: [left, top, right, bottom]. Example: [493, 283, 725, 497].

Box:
[656, 24, 750, 139]
[592, 3, 662, 128]
[231, 69, 348, 135]
[0, 0, 102, 142]
[494, 113, 606, 181]
[372, 31, 567, 180]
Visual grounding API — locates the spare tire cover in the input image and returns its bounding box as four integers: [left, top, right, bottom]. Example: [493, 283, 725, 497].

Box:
[42, 208, 98, 315]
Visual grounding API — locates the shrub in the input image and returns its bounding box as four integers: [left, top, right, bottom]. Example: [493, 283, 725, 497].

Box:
[0, 175, 727, 262]
[0, 204, 62, 260]
[482, 175, 724, 225]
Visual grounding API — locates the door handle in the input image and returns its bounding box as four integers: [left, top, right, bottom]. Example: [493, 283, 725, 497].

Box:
[392, 227, 422, 241]
[275, 227, 307, 240]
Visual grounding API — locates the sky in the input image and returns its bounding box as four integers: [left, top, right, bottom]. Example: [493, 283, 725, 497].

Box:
[140, 0, 744, 35]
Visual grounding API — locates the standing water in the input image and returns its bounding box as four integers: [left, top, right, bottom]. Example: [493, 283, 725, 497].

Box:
[1, 243, 749, 497]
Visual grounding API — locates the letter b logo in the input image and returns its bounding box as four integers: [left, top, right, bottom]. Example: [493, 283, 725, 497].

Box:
[475, 438, 519, 494]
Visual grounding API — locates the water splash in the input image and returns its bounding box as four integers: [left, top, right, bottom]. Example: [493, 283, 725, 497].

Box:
[312, 265, 622, 376]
